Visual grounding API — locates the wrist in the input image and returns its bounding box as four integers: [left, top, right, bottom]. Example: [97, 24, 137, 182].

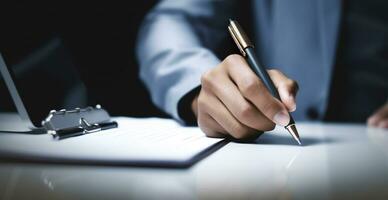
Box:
[191, 95, 199, 119]
[177, 86, 201, 125]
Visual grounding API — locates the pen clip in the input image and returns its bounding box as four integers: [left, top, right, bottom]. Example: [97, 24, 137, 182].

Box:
[228, 19, 254, 57]
[228, 26, 246, 56]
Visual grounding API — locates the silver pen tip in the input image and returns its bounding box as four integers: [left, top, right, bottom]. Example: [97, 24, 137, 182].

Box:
[285, 124, 302, 145]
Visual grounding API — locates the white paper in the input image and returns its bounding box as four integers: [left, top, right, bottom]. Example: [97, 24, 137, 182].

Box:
[0, 117, 224, 164]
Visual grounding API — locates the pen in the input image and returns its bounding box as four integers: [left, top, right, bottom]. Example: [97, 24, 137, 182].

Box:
[51, 121, 118, 140]
[228, 19, 301, 145]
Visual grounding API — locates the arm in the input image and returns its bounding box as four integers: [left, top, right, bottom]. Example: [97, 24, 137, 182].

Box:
[136, 0, 233, 123]
[137, 0, 299, 139]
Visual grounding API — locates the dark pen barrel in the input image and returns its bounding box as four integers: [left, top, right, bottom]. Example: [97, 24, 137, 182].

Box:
[244, 47, 295, 126]
[245, 48, 280, 99]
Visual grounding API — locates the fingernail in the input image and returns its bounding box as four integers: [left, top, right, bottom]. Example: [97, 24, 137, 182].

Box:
[273, 111, 290, 126]
[290, 104, 296, 112]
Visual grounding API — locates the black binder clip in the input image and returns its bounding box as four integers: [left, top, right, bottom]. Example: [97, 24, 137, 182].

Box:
[42, 105, 118, 140]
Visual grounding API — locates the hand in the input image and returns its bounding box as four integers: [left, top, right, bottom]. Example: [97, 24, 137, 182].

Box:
[368, 102, 388, 128]
[192, 54, 299, 139]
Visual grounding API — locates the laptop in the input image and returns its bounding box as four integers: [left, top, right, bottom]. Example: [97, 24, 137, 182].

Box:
[0, 38, 91, 130]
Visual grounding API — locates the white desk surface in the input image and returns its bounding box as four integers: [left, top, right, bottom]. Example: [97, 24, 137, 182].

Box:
[0, 114, 388, 200]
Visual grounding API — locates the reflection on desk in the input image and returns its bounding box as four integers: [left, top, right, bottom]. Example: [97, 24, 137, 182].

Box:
[0, 122, 388, 200]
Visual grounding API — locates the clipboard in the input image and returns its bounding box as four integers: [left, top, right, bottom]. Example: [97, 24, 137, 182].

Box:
[0, 52, 117, 139]
[42, 105, 118, 140]
[0, 52, 224, 168]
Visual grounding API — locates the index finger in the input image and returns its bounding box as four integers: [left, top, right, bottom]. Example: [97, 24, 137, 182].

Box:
[223, 55, 290, 126]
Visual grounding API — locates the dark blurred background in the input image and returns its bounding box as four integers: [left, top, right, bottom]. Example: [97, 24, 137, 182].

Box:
[0, 2, 169, 118]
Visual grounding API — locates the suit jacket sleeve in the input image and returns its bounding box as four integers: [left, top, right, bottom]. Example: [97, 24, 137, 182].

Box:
[136, 0, 234, 123]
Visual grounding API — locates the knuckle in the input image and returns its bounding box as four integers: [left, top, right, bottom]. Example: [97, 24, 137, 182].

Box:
[230, 124, 251, 139]
[261, 100, 281, 117]
[281, 79, 299, 94]
[289, 79, 297, 86]
[240, 77, 260, 97]
[237, 103, 255, 121]
[200, 71, 217, 90]
[285, 79, 297, 88]
[230, 123, 244, 138]
[225, 54, 243, 63]
[198, 117, 225, 138]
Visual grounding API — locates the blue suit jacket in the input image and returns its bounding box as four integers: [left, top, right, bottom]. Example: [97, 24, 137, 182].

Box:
[136, 0, 341, 122]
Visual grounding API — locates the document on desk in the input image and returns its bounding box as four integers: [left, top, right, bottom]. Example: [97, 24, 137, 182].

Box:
[0, 117, 225, 167]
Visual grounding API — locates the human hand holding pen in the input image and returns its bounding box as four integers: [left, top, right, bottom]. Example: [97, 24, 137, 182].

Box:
[191, 54, 299, 139]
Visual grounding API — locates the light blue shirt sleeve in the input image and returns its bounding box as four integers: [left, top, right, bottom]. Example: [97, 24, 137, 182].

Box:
[136, 0, 234, 122]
